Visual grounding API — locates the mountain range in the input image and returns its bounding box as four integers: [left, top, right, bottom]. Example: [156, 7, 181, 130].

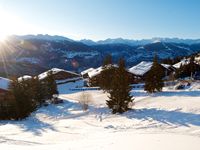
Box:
[0, 34, 200, 77]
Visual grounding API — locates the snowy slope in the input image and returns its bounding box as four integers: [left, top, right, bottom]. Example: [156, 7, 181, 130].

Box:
[1, 81, 200, 149]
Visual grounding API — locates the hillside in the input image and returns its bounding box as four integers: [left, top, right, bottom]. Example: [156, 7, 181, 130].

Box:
[0, 35, 200, 76]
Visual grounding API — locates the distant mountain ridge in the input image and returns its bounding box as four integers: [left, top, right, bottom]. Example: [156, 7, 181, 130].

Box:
[12, 34, 73, 42]
[11, 34, 200, 46]
[80, 37, 200, 46]
[0, 34, 200, 77]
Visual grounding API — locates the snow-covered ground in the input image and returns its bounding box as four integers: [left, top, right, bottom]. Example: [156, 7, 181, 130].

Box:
[1, 81, 200, 149]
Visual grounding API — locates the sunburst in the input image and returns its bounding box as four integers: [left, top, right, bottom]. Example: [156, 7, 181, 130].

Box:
[0, 10, 35, 42]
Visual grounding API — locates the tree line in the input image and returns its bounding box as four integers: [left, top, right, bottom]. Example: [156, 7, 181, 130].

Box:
[92, 54, 200, 114]
[89, 54, 164, 114]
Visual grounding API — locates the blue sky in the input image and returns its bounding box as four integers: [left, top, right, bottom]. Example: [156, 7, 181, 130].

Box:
[0, 0, 199, 40]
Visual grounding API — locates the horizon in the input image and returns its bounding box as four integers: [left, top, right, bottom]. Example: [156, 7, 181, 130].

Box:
[0, 0, 200, 41]
[7, 34, 200, 42]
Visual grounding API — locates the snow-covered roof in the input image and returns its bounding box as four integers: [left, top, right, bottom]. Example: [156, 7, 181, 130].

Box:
[0, 77, 11, 90]
[173, 58, 190, 69]
[195, 55, 200, 62]
[88, 66, 103, 78]
[129, 61, 153, 76]
[129, 61, 171, 76]
[81, 68, 95, 76]
[88, 64, 118, 78]
[38, 68, 80, 80]
[18, 75, 32, 81]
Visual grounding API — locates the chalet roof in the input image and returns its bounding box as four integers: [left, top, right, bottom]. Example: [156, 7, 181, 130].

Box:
[88, 64, 118, 78]
[88, 66, 103, 78]
[129, 61, 153, 76]
[18, 75, 32, 81]
[38, 68, 80, 80]
[129, 61, 172, 76]
[173, 58, 190, 69]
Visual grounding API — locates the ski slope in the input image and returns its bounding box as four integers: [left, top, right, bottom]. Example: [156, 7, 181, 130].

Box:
[0, 81, 200, 149]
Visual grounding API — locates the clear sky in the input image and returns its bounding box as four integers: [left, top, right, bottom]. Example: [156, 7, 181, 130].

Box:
[0, 0, 199, 41]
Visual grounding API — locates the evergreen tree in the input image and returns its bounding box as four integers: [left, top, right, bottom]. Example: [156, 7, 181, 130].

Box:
[45, 71, 58, 100]
[0, 91, 17, 120]
[0, 74, 58, 120]
[175, 56, 200, 79]
[106, 58, 133, 114]
[99, 55, 117, 92]
[188, 56, 197, 77]
[144, 55, 164, 93]
[10, 78, 37, 120]
[99, 66, 116, 92]
[32, 76, 46, 106]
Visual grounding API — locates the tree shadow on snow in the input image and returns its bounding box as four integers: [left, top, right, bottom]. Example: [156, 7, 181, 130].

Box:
[0, 117, 56, 136]
[125, 108, 200, 127]
[16, 117, 57, 136]
[0, 100, 86, 136]
[152, 90, 200, 97]
[132, 90, 200, 98]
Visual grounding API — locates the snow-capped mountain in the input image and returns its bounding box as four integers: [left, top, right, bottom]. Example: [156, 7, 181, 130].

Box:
[80, 37, 200, 46]
[1, 34, 200, 77]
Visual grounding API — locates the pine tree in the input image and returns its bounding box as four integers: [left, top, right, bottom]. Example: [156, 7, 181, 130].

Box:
[188, 56, 197, 78]
[106, 58, 133, 114]
[10, 78, 37, 120]
[45, 71, 59, 100]
[99, 66, 116, 92]
[32, 76, 46, 106]
[144, 55, 164, 93]
[99, 55, 117, 92]
[0, 91, 17, 120]
[175, 56, 200, 79]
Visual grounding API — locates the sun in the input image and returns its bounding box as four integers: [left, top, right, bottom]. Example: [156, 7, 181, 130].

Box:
[0, 10, 17, 42]
[0, 34, 8, 42]
[0, 10, 33, 41]
[0, 11, 12, 41]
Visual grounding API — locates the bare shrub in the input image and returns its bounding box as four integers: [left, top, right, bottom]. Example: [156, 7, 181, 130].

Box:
[78, 92, 93, 111]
